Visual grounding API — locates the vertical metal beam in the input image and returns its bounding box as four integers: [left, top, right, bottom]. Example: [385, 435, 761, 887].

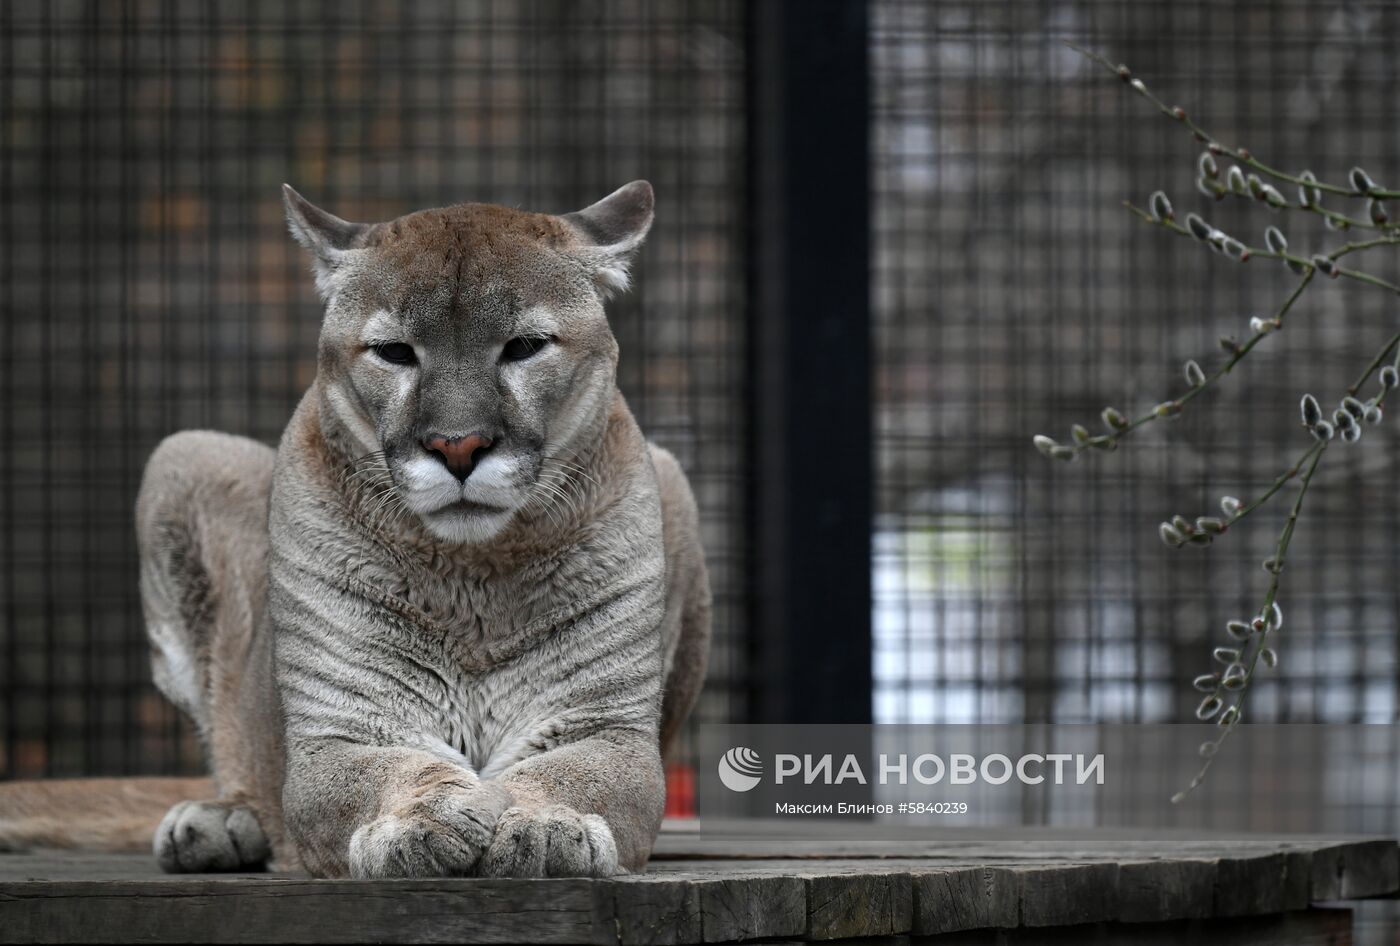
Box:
[748, 0, 872, 724]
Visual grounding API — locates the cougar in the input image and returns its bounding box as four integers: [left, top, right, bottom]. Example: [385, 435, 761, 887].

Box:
[0, 181, 711, 879]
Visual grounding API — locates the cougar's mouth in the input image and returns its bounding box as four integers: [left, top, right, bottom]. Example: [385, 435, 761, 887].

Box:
[434, 498, 509, 515]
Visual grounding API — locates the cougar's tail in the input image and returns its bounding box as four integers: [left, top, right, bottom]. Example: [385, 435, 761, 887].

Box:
[0, 776, 214, 852]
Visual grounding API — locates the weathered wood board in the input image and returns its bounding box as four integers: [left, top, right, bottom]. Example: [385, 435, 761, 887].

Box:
[0, 822, 1395, 943]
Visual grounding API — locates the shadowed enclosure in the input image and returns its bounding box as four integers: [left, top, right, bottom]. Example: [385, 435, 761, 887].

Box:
[3, 0, 1400, 841]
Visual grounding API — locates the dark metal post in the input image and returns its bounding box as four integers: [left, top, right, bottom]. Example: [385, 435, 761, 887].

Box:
[747, 0, 872, 724]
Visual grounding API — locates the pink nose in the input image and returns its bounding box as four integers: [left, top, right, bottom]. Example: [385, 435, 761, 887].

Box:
[423, 433, 492, 481]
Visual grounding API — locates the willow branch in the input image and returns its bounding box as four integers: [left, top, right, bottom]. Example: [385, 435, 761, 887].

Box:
[1066, 41, 1400, 202]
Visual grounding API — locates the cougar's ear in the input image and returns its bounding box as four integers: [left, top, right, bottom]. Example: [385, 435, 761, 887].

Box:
[282, 184, 372, 299]
[563, 180, 654, 298]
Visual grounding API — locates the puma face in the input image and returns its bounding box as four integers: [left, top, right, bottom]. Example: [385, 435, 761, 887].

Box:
[283, 181, 653, 544]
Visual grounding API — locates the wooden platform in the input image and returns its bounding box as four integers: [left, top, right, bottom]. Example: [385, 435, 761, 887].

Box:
[2, 821, 1397, 944]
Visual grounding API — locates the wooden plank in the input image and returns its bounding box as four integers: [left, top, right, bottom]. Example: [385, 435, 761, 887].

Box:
[802, 869, 911, 940]
[625, 862, 909, 941]
[2, 825, 1397, 945]
[0, 878, 614, 945]
[910, 866, 1018, 934]
[1115, 859, 1215, 923]
[1213, 853, 1291, 917]
[1309, 839, 1400, 900]
[0, 851, 290, 884]
[653, 824, 1396, 862]
[913, 908, 1354, 946]
[610, 876, 701, 946]
[608, 872, 810, 946]
[1009, 862, 1119, 927]
[691, 874, 805, 943]
[1281, 851, 1313, 912]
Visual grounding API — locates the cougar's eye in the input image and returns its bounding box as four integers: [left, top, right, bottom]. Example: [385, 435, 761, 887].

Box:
[372, 342, 417, 365]
[501, 335, 552, 362]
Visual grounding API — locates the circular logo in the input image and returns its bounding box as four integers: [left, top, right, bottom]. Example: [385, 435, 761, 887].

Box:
[718, 746, 763, 792]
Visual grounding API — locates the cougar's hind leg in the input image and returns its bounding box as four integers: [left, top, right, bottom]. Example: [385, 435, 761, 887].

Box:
[137, 430, 284, 872]
[647, 445, 713, 762]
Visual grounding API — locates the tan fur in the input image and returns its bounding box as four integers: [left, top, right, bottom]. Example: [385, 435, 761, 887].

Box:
[0, 182, 711, 879]
[0, 778, 212, 852]
[651, 445, 713, 759]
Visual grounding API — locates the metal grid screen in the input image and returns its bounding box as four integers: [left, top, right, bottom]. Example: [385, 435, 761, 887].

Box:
[872, 0, 1400, 727]
[10, 0, 1400, 788]
[0, 0, 747, 778]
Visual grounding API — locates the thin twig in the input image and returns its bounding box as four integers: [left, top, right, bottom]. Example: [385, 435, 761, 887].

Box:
[1066, 41, 1400, 202]
[1062, 269, 1314, 456]
[1173, 438, 1328, 802]
[1056, 221, 1400, 458]
[1122, 203, 1400, 295]
[1173, 323, 1400, 801]
[1045, 45, 1400, 801]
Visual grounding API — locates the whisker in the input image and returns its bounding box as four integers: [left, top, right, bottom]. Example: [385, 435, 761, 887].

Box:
[553, 460, 602, 490]
[539, 471, 585, 526]
[530, 475, 577, 530]
[529, 479, 571, 530]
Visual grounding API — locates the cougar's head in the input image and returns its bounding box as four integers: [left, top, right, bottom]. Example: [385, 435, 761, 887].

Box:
[282, 182, 653, 545]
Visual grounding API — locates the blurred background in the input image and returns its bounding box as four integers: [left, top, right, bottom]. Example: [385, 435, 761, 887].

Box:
[4, 0, 1400, 831]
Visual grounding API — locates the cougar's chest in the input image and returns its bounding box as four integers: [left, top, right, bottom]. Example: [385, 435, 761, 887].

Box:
[430, 651, 561, 773]
[401, 564, 495, 633]
[393, 555, 574, 767]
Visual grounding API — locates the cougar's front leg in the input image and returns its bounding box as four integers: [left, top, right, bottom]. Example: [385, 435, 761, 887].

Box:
[479, 731, 666, 877]
[137, 431, 286, 872]
[281, 741, 512, 878]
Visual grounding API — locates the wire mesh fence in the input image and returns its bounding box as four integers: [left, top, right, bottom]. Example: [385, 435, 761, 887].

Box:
[872, 0, 1400, 728]
[5, 0, 1400, 804]
[0, 0, 747, 778]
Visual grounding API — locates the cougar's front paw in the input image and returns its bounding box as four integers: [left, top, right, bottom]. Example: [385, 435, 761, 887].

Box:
[478, 804, 619, 878]
[348, 784, 509, 878]
[155, 799, 270, 873]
